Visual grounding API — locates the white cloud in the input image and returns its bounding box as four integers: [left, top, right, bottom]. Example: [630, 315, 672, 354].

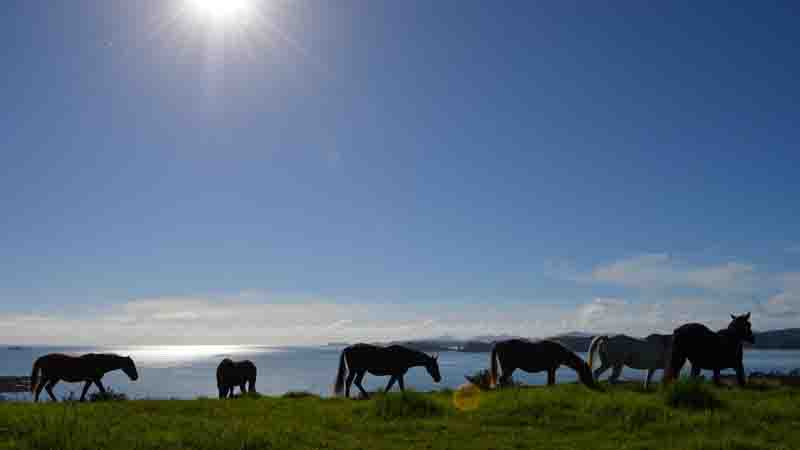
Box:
[0, 292, 579, 345]
[762, 292, 800, 317]
[3, 256, 799, 345]
[3, 288, 796, 345]
[759, 272, 800, 318]
[589, 253, 756, 291]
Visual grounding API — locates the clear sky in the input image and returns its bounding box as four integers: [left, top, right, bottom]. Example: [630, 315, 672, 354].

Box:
[1, 0, 798, 345]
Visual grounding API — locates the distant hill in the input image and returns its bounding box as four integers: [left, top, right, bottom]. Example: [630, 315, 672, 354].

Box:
[752, 329, 800, 349]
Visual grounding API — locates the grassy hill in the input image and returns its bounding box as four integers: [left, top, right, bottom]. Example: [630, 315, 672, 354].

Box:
[1, 382, 798, 450]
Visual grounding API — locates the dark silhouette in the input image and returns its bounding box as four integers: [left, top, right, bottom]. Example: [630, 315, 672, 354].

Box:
[30, 353, 138, 402]
[489, 339, 596, 388]
[216, 359, 257, 398]
[665, 313, 755, 386]
[333, 343, 441, 398]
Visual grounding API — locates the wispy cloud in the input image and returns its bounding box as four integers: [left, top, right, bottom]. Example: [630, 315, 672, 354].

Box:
[589, 253, 756, 291]
[759, 272, 800, 319]
[0, 292, 574, 345]
[2, 287, 797, 345]
[544, 252, 800, 332]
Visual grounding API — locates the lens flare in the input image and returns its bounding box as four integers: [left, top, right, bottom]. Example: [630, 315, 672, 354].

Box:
[453, 383, 482, 411]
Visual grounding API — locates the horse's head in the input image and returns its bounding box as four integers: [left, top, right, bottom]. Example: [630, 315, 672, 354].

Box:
[728, 312, 754, 344]
[122, 356, 139, 381]
[425, 353, 441, 383]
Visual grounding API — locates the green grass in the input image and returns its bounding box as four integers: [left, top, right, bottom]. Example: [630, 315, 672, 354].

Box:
[1, 382, 799, 450]
[663, 378, 722, 410]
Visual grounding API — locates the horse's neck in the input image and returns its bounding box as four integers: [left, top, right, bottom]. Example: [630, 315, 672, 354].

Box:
[405, 351, 428, 368]
[717, 329, 743, 347]
[96, 356, 124, 373]
[563, 351, 584, 371]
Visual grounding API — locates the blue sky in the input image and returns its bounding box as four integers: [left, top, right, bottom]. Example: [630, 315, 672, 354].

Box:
[1, 1, 799, 344]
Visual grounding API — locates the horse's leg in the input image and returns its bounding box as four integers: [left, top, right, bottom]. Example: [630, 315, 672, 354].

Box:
[668, 355, 687, 383]
[735, 363, 746, 387]
[80, 381, 92, 402]
[712, 369, 721, 386]
[94, 379, 107, 395]
[239, 384, 246, 396]
[353, 371, 369, 399]
[609, 364, 623, 384]
[593, 362, 611, 382]
[665, 342, 687, 384]
[645, 369, 655, 390]
[34, 377, 47, 402]
[384, 375, 396, 393]
[547, 368, 555, 386]
[398, 375, 405, 392]
[249, 378, 256, 393]
[499, 367, 515, 387]
[45, 380, 58, 402]
[344, 371, 356, 398]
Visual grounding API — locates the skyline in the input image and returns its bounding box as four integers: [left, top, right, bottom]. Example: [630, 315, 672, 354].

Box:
[1, 0, 799, 344]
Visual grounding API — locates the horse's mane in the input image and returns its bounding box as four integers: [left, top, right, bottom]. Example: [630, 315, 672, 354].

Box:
[82, 353, 125, 359]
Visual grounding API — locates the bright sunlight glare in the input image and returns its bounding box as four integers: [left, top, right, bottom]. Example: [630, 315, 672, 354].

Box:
[186, 0, 254, 24]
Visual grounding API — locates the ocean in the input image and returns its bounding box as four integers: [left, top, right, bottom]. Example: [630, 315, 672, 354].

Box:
[2, 345, 799, 401]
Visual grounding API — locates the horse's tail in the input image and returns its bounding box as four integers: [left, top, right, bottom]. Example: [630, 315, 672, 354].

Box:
[333, 349, 348, 396]
[587, 335, 608, 372]
[30, 357, 42, 394]
[489, 345, 500, 388]
[216, 363, 225, 390]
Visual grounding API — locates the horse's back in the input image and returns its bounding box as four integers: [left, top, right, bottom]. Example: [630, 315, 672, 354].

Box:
[236, 360, 257, 377]
[36, 353, 84, 371]
[343, 343, 384, 365]
[673, 323, 738, 369]
[34, 353, 100, 381]
[606, 334, 669, 369]
[497, 339, 570, 372]
[217, 359, 256, 385]
[674, 323, 715, 338]
[343, 343, 419, 374]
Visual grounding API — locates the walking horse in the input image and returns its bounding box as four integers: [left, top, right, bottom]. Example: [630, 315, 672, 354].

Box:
[333, 344, 441, 398]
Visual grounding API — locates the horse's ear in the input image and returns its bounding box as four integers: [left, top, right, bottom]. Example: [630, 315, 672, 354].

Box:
[731, 314, 736, 320]
[432, 352, 439, 360]
[744, 312, 751, 320]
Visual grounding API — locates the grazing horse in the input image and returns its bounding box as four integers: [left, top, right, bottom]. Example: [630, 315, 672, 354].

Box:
[30, 353, 139, 402]
[333, 344, 441, 398]
[216, 359, 257, 398]
[588, 333, 672, 389]
[489, 339, 596, 388]
[664, 313, 755, 386]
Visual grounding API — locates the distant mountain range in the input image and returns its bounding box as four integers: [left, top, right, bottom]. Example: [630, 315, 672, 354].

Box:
[384, 329, 800, 353]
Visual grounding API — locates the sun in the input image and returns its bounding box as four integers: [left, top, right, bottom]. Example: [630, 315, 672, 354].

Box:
[186, 0, 254, 24]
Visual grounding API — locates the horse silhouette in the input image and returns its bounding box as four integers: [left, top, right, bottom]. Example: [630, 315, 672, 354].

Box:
[664, 313, 755, 386]
[30, 353, 138, 402]
[490, 339, 596, 388]
[333, 344, 441, 398]
[588, 333, 672, 389]
[216, 359, 257, 398]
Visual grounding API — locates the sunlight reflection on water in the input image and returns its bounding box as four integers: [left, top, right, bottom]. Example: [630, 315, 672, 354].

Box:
[104, 345, 279, 368]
